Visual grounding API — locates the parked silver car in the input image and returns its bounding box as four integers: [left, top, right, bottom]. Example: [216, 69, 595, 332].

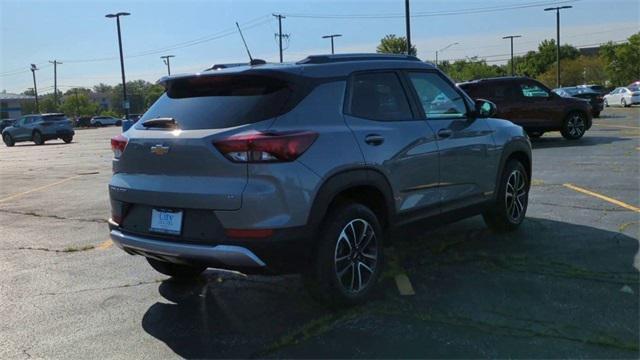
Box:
[108, 54, 532, 305]
[90, 115, 121, 127]
[2, 113, 74, 146]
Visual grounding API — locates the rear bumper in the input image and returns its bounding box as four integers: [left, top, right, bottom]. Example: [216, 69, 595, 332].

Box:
[110, 227, 267, 268]
[108, 219, 312, 274]
[42, 128, 74, 139]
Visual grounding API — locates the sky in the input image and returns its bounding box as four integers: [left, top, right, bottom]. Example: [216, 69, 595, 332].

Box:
[1, 0, 638, 94]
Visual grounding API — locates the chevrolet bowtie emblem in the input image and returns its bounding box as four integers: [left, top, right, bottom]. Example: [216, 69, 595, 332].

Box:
[150, 144, 170, 155]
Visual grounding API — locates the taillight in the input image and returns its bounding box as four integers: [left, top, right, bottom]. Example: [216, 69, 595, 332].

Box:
[110, 134, 128, 159]
[213, 131, 318, 163]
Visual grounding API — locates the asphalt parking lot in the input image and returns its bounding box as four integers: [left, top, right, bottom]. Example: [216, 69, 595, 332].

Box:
[1, 107, 638, 359]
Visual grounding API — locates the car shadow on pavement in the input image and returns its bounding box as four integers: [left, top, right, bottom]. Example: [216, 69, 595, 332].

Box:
[12, 142, 74, 147]
[141, 217, 639, 358]
[531, 136, 629, 149]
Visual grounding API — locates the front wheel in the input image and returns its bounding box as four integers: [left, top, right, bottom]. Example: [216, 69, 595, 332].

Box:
[593, 111, 600, 118]
[483, 159, 529, 233]
[3, 133, 15, 147]
[561, 111, 587, 140]
[33, 131, 44, 145]
[146, 258, 206, 279]
[303, 203, 384, 307]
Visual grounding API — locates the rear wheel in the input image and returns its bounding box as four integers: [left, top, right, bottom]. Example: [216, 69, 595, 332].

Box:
[3, 133, 15, 147]
[32, 131, 44, 145]
[95, 121, 102, 127]
[146, 258, 206, 279]
[622, 98, 628, 107]
[62, 136, 73, 143]
[483, 159, 529, 233]
[560, 111, 586, 140]
[303, 203, 383, 307]
[593, 111, 600, 118]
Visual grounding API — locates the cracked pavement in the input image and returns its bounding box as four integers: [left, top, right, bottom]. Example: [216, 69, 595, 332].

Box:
[0, 107, 638, 359]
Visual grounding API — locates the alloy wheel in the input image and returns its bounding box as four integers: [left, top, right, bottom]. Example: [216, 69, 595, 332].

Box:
[505, 169, 527, 222]
[566, 113, 585, 138]
[334, 218, 378, 294]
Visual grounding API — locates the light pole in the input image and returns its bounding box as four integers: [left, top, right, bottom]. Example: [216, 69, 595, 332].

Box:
[502, 35, 521, 76]
[321, 34, 342, 54]
[105, 12, 130, 118]
[435, 42, 459, 66]
[273, 14, 286, 63]
[160, 55, 175, 75]
[30, 64, 39, 112]
[405, 0, 411, 55]
[544, 5, 572, 88]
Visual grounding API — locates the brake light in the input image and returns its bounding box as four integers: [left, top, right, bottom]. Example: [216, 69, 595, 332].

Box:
[213, 131, 318, 163]
[110, 134, 128, 159]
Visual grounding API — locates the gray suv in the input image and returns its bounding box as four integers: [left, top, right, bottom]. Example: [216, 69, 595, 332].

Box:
[2, 113, 74, 146]
[108, 54, 531, 305]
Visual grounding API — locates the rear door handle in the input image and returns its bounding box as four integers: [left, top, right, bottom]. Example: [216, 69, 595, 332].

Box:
[364, 134, 384, 146]
[437, 129, 453, 138]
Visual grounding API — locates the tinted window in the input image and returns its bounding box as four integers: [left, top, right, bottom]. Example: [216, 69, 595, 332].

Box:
[520, 83, 549, 98]
[42, 114, 67, 121]
[348, 72, 412, 121]
[408, 72, 466, 119]
[139, 75, 294, 130]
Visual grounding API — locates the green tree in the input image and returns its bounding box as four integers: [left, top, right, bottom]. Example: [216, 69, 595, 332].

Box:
[537, 56, 608, 88]
[59, 89, 100, 117]
[376, 34, 417, 56]
[600, 32, 640, 86]
[144, 84, 165, 108]
[439, 58, 507, 82]
[512, 39, 580, 78]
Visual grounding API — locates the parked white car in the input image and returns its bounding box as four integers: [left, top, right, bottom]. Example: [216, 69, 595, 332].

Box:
[90, 116, 121, 127]
[603, 87, 640, 107]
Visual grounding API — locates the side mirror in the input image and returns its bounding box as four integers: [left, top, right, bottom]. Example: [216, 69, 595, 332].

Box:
[474, 99, 497, 118]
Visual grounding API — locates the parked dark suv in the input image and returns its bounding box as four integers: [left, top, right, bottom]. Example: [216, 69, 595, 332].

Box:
[108, 54, 532, 305]
[459, 77, 592, 139]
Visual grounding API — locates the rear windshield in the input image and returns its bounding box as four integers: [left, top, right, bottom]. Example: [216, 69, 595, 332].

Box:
[42, 114, 67, 121]
[138, 75, 295, 130]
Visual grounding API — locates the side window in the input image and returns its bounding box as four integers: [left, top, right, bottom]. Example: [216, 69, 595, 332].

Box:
[520, 83, 550, 98]
[407, 72, 467, 119]
[348, 72, 413, 121]
[18, 117, 27, 126]
[489, 83, 517, 100]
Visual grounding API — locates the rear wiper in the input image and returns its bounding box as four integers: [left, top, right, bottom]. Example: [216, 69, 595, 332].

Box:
[141, 117, 178, 129]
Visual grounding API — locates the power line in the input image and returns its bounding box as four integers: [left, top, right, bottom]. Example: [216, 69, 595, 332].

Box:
[284, 0, 579, 19]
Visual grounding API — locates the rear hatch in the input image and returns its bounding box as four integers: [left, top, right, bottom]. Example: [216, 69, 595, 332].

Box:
[110, 73, 298, 236]
[41, 114, 72, 128]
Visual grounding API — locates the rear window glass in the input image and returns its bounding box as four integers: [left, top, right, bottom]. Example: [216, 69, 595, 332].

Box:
[139, 75, 294, 130]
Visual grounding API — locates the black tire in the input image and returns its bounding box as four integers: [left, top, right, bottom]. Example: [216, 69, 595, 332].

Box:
[483, 159, 529, 233]
[622, 98, 629, 108]
[146, 258, 206, 279]
[32, 131, 44, 145]
[303, 203, 384, 307]
[115, 120, 122, 126]
[560, 111, 587, 140]
[593, 111, 600, 118]
[526, 131, 544, 139]
[62, 136, 73, 143]
[95, 122, 102, 127]
[3, 133, 15, 147]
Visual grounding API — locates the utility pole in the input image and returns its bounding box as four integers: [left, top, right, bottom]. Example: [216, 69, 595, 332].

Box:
[322, 34, 342, 54]
[74, 89, 80, 117]
[49, 60, 62, 107]
[30, 64, 39, 112]
[405, 0, 412, 55]
[544, 5, 572, 88]
[273, 14, 286, 62]
[502, 35, 521, 76]
[106, 12, 131, 118]
[160, 55, 175, 75]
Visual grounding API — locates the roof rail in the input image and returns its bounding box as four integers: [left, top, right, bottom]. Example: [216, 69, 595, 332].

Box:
[297, 53, 421, 65]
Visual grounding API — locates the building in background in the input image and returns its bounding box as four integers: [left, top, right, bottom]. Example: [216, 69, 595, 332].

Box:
[0, 91, 35, 119]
